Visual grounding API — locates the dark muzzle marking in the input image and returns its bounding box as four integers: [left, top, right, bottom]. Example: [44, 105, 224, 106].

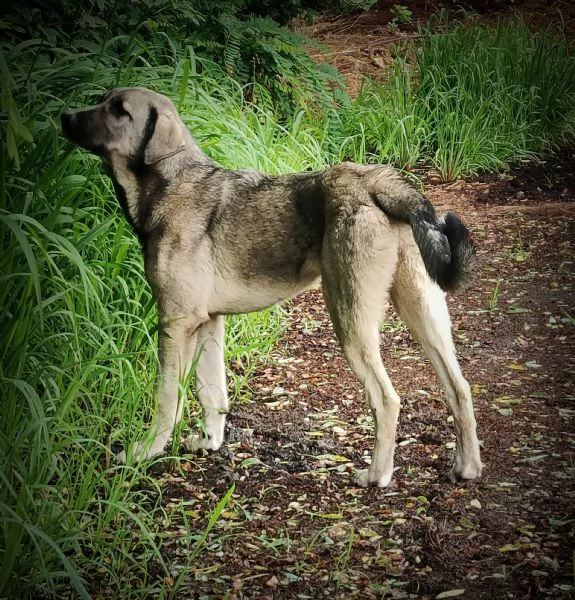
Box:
[61, 109, 106, 156]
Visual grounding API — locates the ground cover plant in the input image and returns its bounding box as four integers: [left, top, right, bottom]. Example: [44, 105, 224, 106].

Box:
[1, 1, 574, 598]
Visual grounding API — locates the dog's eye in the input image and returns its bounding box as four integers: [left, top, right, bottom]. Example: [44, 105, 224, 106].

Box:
[110, 99, 132, 120]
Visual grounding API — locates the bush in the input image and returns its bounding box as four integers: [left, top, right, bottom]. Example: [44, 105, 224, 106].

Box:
[0, 0, 346, 117]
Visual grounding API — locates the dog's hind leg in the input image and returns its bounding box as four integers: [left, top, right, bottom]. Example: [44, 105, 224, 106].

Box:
[341, 329, 402, 488]
[183, 315, 228, 453]
[322, 208, 401, 488]
[390, 229, 482, 482]
[119, 315, 203, 463]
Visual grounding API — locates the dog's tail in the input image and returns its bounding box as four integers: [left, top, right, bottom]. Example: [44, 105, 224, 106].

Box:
[370, 172, 475, 292]
[411, 208, 476, 292]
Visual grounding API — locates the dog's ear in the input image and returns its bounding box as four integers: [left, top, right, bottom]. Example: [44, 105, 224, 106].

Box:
[144, 111, 185, 165]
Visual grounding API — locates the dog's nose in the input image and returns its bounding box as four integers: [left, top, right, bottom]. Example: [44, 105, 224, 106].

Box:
[61, 112, 74, 129]
[61, 112, 79, 142]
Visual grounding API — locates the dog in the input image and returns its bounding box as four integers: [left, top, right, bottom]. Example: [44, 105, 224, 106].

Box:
[61, 87, 482, 487]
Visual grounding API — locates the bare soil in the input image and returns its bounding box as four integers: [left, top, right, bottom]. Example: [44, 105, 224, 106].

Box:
[130, 3, 575, 599]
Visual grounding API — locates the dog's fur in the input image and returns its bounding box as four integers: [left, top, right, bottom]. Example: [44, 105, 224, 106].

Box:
[61, 87, 482, 486]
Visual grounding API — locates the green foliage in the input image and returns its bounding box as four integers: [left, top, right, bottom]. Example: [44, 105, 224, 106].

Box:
[389, 4, 414, 28]
[334, 15, 575, 180]
[0, 0, 346, 117]
[340, 0, 378, 13]
[193, 13, 344, 116]
[334, 59, 426, 169]
[416, 15, 575, 180]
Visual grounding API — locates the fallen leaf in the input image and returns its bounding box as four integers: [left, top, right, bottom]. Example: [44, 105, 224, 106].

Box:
[499, 543, 538, 553]
[493, 396, 523, 405]
[458, 516, 476, 530]
[331, 426, 347, 436]
[264, 399, 291, 410]
[314, 454, 350, 463]
[507, 363, 526, 371]
[529, 391, 550, 399]
[239, 457, 262, 468]
[493, 406, 513, 416]
[436, 590, 466, 599]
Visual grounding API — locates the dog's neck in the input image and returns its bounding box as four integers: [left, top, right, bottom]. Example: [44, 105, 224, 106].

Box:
[108, 134, 215, 243]
[110, 167, 146, 235]
[182, 132, 214, 167]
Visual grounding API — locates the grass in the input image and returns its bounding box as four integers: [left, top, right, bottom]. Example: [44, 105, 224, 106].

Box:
[488, 280, 503, 312]
[417, 15, 575, 180]
[506, 232, 530, 263]
[332, 58, 427, 170]
[335, 15, 575, 181]
[1, 11, 575, 599]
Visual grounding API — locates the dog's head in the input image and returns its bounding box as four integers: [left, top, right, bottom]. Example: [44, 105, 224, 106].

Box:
[61, 87, 189, 172]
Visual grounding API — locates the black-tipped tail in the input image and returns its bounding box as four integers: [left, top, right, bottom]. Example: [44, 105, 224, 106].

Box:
[363, 165, 475, 292]
[410, 209, 475, 292]
[439, 212, 476, 291]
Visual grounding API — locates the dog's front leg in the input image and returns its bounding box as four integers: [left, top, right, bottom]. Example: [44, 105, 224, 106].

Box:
[183, 316, 228, 452]
[119, 318, 200, 463]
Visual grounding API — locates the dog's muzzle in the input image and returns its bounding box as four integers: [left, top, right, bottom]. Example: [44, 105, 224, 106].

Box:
[61, 112, 80, 143]
[61, 111, 106, 156]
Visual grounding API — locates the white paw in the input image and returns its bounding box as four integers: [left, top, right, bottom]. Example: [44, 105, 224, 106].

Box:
[182, 434, 222, 453]
[449, 459, 483, 482]
[354, 468, 393, 488]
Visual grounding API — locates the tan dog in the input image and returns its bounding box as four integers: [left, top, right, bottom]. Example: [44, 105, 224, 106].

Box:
[61, 87, 482, 486]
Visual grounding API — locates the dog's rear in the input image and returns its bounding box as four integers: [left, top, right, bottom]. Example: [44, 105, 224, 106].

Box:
[322, 162, 475, 292]
[319, 162, 481, 487]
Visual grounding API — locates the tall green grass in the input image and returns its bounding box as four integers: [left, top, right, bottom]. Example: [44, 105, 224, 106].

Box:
[335, 16, 575, 180]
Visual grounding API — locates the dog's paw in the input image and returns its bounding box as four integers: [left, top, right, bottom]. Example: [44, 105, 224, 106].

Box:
[448, 459, 483, 482]
[448, 445, 483, 482]
[116, 440, 166, 464]
[182, 433, 222, 453]
[354, 469, 393, 488]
